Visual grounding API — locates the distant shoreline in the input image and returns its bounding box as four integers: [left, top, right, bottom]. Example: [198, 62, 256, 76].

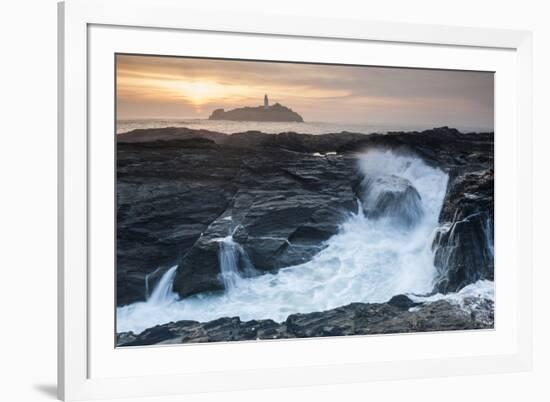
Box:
[116, 119, 494, 136]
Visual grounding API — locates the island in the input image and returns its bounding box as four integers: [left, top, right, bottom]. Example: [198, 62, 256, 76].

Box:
[208, 94, 304, 122]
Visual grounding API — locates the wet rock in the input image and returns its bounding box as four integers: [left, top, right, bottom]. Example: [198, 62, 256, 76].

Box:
[432, 169, 494, 293]
[118, 138, 361, 302]
[285, 306, 358, 337]
[387, 294, 421, 309]
[117, 127, 227, 144]
[117, 297, 494, 346]
[362, 175, 424, 227]
[119, 127, 370, 152]
[118, 317, 290, 346]
[116, 332, 136, 346]
[116, 140, 243, 305]
[169, 149, 360, 298]
[116, 127, 494, 304]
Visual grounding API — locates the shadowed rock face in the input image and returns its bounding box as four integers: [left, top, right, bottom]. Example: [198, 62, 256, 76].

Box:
[116, 126, 493, 307]
[117, 296, 494, 346]
[117, 136, 362, 304]
[361, 175, 424, 227]
[432, 169, 494, 293]
[165, 147, 361, 299]
[116, 139, 243, 305]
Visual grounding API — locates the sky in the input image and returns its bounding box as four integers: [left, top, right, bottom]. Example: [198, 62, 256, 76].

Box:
[116, 54, 494, 130]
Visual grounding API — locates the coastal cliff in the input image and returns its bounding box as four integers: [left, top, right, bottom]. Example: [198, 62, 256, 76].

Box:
[116, 127, 494, 345]
[209, 102, 304, 122]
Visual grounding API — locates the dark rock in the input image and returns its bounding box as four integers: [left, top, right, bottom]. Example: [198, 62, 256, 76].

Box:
[361, 175, 424, 227]
[119, 321, 209, 346]
[285, 306, 357, 337]
[116, 140, 243, 305]
[116, 331, 137, 346]
[117, 136, 362, 302]
[432, 169, 494, 293]
[170, 148, 361, 298]
[117, 297, 494, 346]
[117, 127, 227, 144]
[226, 131, 368, 152]
[116, 126, 494, 305]
[387, 294, 421, 309]
[118, 126, 370, 152]
[337, 127, 494, 169]
[118, 317, 290, 346]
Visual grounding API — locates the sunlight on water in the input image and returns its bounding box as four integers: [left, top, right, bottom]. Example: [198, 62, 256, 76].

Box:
[117, 119, 457, 136]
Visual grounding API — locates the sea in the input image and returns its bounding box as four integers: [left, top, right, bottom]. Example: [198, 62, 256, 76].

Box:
[116, 119, 490, 136]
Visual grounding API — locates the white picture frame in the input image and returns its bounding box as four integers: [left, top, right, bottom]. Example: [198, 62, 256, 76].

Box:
[58, 0, 533, 400]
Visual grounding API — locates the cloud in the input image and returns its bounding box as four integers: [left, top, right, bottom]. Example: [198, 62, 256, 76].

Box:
[116, 54, 494, 130]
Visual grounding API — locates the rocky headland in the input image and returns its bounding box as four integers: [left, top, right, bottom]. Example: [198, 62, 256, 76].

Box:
[208, 102, 304, 122]
[116, 126, 494, 345]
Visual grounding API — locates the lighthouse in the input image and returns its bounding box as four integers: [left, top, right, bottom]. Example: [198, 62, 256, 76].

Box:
[264, 94, 269, 109]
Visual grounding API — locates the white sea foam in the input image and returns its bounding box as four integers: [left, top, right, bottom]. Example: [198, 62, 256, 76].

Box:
[117, 149, 451, 334]
[145, 265, 178, 305]
[408, 279, 494, 316]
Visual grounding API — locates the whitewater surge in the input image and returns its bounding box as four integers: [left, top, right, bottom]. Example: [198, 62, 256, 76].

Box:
[117, 149, 455, 334]
[409, 279, 494, 307]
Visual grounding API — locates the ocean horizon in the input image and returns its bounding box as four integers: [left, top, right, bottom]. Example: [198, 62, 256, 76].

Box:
[116, 118, 493, 136]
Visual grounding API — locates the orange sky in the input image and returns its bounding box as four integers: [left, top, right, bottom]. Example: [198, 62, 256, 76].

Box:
[116, 54, 494, 130]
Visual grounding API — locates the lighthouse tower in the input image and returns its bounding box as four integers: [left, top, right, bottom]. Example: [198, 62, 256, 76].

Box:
[264, 94, 269, 109]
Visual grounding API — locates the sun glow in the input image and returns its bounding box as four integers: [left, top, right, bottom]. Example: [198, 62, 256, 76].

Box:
[175, 81, 221, 105]
[117, 73, 262, 106]
[115, 55, 494, 128]
[116, 64, 351, 109]
[170, 80, 261, 106]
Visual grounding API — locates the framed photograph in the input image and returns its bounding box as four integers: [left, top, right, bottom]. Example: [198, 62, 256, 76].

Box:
[58, 0, 533, 400]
